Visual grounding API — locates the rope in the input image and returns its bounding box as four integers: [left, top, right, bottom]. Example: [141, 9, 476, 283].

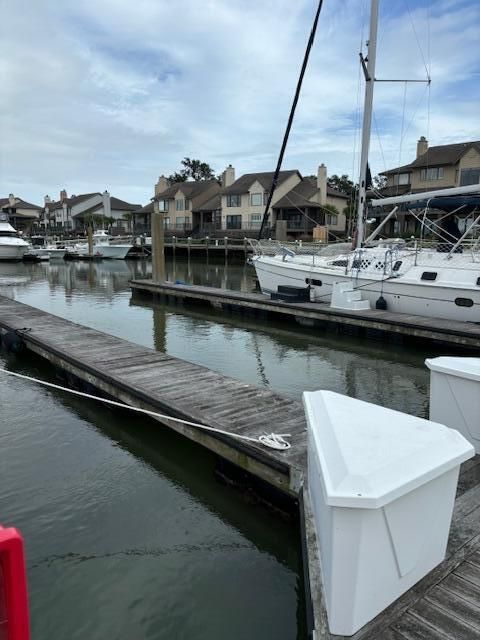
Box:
[0, 368, 291, 451]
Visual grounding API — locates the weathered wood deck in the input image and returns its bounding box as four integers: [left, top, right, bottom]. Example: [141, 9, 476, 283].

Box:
[130, 280, 480, 350]
[2, 293, 480, 639]
[0, 295, 305, 496]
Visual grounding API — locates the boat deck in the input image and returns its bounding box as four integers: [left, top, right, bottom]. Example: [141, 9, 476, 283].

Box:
[130, 280, 480, 350]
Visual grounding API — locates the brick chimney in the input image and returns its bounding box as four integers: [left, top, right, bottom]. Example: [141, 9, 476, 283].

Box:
[221, 164, 236, 188]
[417, 136, 428, 158]
[155, 176, 169, 196]
[60, 189, 68, 202]
[317, 164, 327, 205]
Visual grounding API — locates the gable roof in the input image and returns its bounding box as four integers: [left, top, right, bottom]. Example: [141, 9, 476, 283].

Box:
[195, 193, 222, 212]
[382, 141, 480, 175]
[46, 193, 100, 210]
[222, 170, 301, 195]
[0, 197, 43, 211]
[133, 202, 154, 215]
[110, 197, 141, 211]
[155, 180, 219, 200]
[273, 177, 349, 209]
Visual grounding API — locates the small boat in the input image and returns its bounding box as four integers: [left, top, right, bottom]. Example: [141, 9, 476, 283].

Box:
[75, 230, 133, 259]
[0, 214, 29, 261]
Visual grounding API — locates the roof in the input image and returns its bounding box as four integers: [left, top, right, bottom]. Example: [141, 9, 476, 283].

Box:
[195, 193, 222, 212]
[46, 193, 100, 210]
[134, 202, 154, 215]
[0, 197, 43, 211]
[222, 170, 300, 195]
[155, 180, 219, 200]
[110, 197, 141, 211]
[382, 141, 480, 175]
[273, 177, 349, 209]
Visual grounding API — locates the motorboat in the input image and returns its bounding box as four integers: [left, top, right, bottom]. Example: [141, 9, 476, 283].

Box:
[0, 214, 30, 261]
[75, 230, 132, 259]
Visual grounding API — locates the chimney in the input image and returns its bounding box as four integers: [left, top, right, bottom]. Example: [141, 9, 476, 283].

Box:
[222, 164, 236, 188]
[8, 193, 15, 207]
[60, 189, 68, 202]
[102, 190, 111, 221]
[44, 195, 51, 204]
[155, 175, 169, 196]
[417, 136, 428, 158]
[317, 164, 327, 205]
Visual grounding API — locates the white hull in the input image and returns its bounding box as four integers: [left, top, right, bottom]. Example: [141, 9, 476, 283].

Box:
[0, 244, 29, 261]
[254, 255, 480, 322]
[75, 242, 132, 259]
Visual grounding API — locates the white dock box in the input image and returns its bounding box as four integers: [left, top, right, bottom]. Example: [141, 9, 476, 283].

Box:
[426, 357, 480, 454]
[304, 390, 473, 637]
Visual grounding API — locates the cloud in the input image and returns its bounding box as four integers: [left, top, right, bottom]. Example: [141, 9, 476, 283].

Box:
[1, 0, 478, 205]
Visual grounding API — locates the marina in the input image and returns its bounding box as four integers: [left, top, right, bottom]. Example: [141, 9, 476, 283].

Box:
[2, 258, 480, 638]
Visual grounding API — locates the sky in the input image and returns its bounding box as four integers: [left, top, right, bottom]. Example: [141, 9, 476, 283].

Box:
[1, 0, 479, 206]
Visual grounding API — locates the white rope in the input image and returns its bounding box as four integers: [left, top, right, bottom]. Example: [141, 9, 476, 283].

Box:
[0, 368, 291, 451]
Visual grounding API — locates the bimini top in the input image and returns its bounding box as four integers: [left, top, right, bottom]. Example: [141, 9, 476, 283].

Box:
[303, 390, 473, 509]
[409, 195, 480, 212]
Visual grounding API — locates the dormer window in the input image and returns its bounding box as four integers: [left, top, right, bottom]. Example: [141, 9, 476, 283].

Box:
[250, 193, 263, 206]
[420, 167, 444, 181]
[175, 199, 185, 211]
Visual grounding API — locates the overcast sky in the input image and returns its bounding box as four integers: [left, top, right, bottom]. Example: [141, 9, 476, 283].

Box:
[2, 0, 479, 206]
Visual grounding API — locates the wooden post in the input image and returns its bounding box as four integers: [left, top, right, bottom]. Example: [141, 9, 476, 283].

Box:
[87, 226, 93, 256]
[151, 200, 165, 283]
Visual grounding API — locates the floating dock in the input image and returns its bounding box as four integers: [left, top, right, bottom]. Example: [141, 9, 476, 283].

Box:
[1, 294, 480, 639]
[130, 280, 480, 351]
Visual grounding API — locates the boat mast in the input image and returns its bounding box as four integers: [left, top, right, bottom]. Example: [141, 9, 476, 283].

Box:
[355, 0, 379, 249]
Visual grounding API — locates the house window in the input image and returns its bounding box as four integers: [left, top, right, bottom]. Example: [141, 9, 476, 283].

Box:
[164, 217, 170, 229]
[250, 193, 263, 206]
[327, 214, 338, 225]
[175, 216, 190, 228]
[420, 167, 444, 181]
[176, 199, 185, 211]
[460, 168, 480, 186]
[158, 200, 169, 212]
[226, 194, 241, 207]
[249, 214, 262, 228]
[393, 173, 410, 185]
[226, 215, 242, 229]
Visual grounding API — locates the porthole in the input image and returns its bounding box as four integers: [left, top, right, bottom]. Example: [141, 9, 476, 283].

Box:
[306, 278, 322, 286]
[455, 298, 474, 308]
[393, 260, 402, 272]
[421, 271, 437, 281]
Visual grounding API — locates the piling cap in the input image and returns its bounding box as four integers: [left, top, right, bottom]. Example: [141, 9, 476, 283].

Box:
[426, 357, 480, 383]
[303, 390, 474, 509]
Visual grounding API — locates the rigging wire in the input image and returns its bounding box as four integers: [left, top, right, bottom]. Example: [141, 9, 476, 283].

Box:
[258, 0, 325, 239]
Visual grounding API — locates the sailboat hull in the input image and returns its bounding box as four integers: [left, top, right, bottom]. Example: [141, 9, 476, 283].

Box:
[253, 255, 480, 322]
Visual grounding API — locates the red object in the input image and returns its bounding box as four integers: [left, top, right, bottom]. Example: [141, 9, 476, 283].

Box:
[0, 527, 30, 640]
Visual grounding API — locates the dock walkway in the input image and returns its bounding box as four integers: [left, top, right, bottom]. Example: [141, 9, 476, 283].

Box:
[130, 280, 480, 350]
[1, 293, 480, 639]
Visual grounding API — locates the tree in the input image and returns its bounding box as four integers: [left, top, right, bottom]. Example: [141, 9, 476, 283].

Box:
[168, 157, 216, 183]
[372, 174, 387, 190]
[328, 174, 356, 197]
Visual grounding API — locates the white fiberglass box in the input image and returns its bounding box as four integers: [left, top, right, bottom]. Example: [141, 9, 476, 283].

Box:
[426, 357, 480, 454]
[304, 390, 473, 637]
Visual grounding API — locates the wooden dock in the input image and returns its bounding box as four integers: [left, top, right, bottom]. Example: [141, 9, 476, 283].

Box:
[2, 294, 480, 639]
[130, 280, 480, 350]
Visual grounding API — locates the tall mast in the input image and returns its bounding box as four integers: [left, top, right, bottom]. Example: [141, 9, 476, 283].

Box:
[355, 0, 379, 249]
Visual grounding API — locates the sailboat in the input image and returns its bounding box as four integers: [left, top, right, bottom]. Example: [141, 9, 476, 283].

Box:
[252, 0, 480, 323]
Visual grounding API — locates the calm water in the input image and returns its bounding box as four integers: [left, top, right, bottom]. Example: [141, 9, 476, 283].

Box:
[0, 257, 436, 639]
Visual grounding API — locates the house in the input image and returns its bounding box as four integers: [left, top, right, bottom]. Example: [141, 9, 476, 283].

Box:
[0, 194, 43, 231]
[153, 177, 221, 232]
[273, 165, 349, 236]
[44, 190, 141, 232]
[380, 137, 480, 197]
[373, 137, 480, 236]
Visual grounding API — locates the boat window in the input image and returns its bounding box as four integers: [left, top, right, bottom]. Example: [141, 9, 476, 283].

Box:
[305, 278, 322, 286]
[392, 260, 402, 272]
[455, 298, 474, 308]
[477, 277, 480, 286]
[332, 259, 348, 267]
[421, 272, 437, 281]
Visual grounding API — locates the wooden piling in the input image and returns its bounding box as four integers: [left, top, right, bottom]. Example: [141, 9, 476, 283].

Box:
[151, 200, 165, 283]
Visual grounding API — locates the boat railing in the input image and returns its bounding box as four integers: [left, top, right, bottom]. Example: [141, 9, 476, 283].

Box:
[249, 238, 351, 257]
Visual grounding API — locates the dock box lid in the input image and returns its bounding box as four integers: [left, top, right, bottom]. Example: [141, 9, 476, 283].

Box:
[426, 357, 480, 383]
[303, 390, 474, 509]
